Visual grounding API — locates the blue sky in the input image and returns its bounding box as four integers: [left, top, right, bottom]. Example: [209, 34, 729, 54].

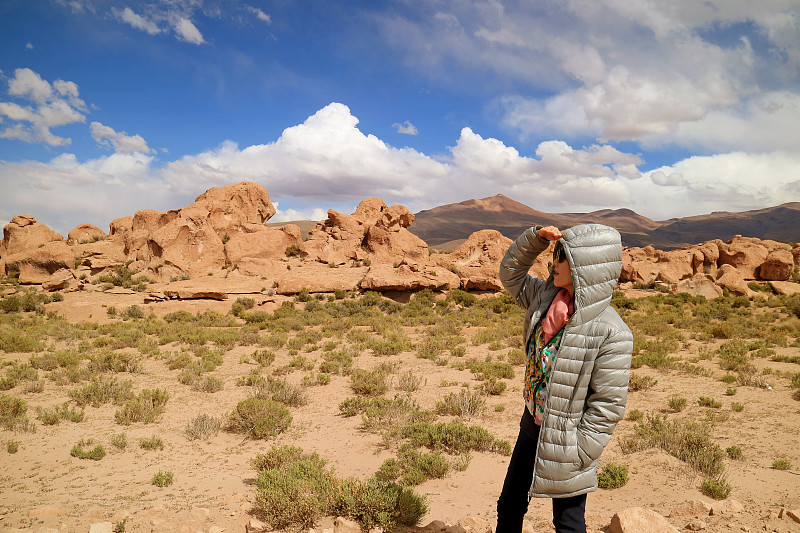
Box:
[1, 0, 799, 236]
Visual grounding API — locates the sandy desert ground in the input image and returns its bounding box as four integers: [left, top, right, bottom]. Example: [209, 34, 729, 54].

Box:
[1, 271, 799, 533]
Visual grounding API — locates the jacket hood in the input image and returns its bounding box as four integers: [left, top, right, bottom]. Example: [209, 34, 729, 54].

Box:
[559, 224, 622, 325]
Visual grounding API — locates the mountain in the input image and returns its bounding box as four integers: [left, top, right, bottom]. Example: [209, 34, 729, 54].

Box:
[408, 194, 800, 250]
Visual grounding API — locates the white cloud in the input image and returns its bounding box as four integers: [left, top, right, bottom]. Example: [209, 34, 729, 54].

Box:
[90, 121, 154, 154]
[2, 103, 798, 236]
[245, 5, 271, 24]
[173, 17, 205, 45]
[0, 68, 87, 146]
[26, 43, 33, 50]
[115, 7, 162, 35]
[393, 121, 419, 135]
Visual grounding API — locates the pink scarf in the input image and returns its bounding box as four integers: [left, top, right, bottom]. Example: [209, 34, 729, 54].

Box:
[542, 289, 574, 344]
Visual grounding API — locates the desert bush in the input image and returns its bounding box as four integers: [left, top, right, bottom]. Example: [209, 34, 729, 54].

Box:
[227, 398, 291, 439]
[700, 476, 732, 500]
[480, 377, 507, 396]
[139, 435, 164, 450]
[253, 376, 307, 407]
[251, 445, 428, 531]
[110, 433, 128, 450]
[401, 420, 511, 455]
[350, 368, 390, 397]
[0, 394, 32, 431]
[726, 445, 742, 460]
[7, 440, 19, 453]
[597, 463, 629, 489]
[36, 402, 85, 425]
[88, 351, 143, 374]
[698, 396, 722, 408]
[120, 305, 146, 320]
[70, 438, 106, 460]
[628, 373, 658, 392]
[626, 408, 644, 422]
[376, 444, 450, 485]
[97, 264, 149, 291]
[397, 370, 424, 392]
[620, 414, 725, 477]
[731, 402, 744, 412]
[251, 348, 276, 367]
[668, 396, 687, 412]
[465, 359, 514, 381]
[185, 413, 221, 441]
[114, 388, 169, 425]
[192, 375, 224, 393]
[231, 297, 256, 317]
[771, 458, 792, 470]
[435, 388, 486, 419]
[151, 470, 174, 487]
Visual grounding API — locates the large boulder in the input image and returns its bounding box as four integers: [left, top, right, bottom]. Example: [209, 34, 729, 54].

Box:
[360, 263, 460, 292]
[769, 281, 800, 296]
[654, 248, 694, 283]
[434, 229, 516, 290]
[690, 240, 721, 277]
[610, 507, 679, 533]
[66, 223, 107, 245]
[182, 181, 276, 234]
[42, 268, 75, 291]
[301, 198, 429, 266]
[224, 224, 302, 266]
[760, 249, 794, 281]
[715, 264, 753, 296]
[673, 273, 723, 299]
[717, 236, 768, 279]
[0, 214, 63, 259]
[6, 241, 75, 284]
[621, 246, 660, 284]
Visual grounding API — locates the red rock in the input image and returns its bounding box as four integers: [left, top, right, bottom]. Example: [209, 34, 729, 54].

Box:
[673, 273, 723, 299]
[275, 268, 366, 295]
[715, 264, 753, 296]
[669, 500, 712, 518]
[42, 268, 75, 291]
[164, 289, 228, 300]
[609, 507, 679, 533]
[760, 249, 794, 281]
[66, 223, 107, 245]
[360, 263, 460, 292]
[0, 215, 63, 258]
[108, 216, 133, 237]
[655, 249, 694, 283]
[5, 240, 74, 284]
[709, 499, 744, 515]
[224, 224, 302, 265]
[236, 258, 287, 278]
[186, 181, 276, 233]
[787, 509, 800, 523]
[438, 229, 518, 290]
[769, 281, 800, 295]
[717, 236, 768, 279]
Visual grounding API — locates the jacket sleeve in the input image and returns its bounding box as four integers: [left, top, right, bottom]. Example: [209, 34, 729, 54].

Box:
[499, 226, 551, 311]
[576, 324, 633, 466]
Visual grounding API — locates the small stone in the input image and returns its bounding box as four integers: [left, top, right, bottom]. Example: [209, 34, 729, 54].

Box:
[88, 523, 113, 533]
[334, 517, 361, 533]
[246, 518, 268, 533]
[685, 519, 706, 531]
[35, 527, 61, 533]
[424, 520, 449, 532]
[670, 500, 712, 518]
[610, 507, 680, 533]
[368, 527, 383, 533]
[209, 527, 225, 533]
[444, 526, 467, 533]
[787, 509, 800, 524]
[710, 500, 744, 516]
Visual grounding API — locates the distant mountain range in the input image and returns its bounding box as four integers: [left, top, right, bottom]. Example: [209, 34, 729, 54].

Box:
[407, 194, 800, 251]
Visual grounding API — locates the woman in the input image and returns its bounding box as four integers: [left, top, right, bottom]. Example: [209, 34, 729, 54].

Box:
[496, 224, 633, 533]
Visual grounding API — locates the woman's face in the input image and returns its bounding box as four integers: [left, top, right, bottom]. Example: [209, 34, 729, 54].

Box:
[553, 254, 574, 294]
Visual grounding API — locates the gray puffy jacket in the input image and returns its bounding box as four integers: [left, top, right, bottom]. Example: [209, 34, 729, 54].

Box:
[499, 224, 633, 499]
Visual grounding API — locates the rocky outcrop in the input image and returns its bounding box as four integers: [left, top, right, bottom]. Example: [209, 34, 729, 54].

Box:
[224, 224, 302, 266]
[0, 214, 63, 258]
[610, 507, 679, 533]
[66, 224, 106, 245]
[432, 230, 519, 290]
[673, 273, 723, 299]
[42, 268, 75, 291]
[360, 262, 460, 292]
[760, 249, 794, 281]
[301, 198, 429, 266]
[715, 264, 753, 296]
[717, 236, 769, 279]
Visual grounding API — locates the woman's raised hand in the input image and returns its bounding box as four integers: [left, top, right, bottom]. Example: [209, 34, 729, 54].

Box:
[538, 226, 563, 241]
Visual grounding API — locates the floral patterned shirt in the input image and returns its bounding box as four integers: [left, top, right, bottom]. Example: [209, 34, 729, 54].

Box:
[524, 324, 564, 425]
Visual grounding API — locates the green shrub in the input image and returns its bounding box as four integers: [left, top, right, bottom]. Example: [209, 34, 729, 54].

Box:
[402, 420, 511, 455]
[350, 368, 390, 397]
[69, 377, 135, 407]
[771, 458, 792, 470]
[139, 435, 164, 450]
[435, 388, 486, 419]
[227, 398, 291, 439]
[700, 476, 732, 500]
[114, 388, 169, 425]
[7, 439, 19, 453]
[151, 470, 174, 487]
[668, 396, 687, 412]
[726, 445, 742, 460]
[629, 373, 658, 392]
[627, 408, 644, 422]
[251, 445, 428, 531]
[376, 445, 450, 485]
[731, 402, 744, 412]
[597, 463, 629, 489]
[71, 438, 106, 460]
[0, 394, 31, 431]
[185, 413, 221, 441]
[698, 396, 722, 408]
[111, 433, 128, 450]
[252, 375, 307, 407]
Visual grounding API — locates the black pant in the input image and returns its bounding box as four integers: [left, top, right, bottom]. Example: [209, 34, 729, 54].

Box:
[496, 410, 587, 533]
